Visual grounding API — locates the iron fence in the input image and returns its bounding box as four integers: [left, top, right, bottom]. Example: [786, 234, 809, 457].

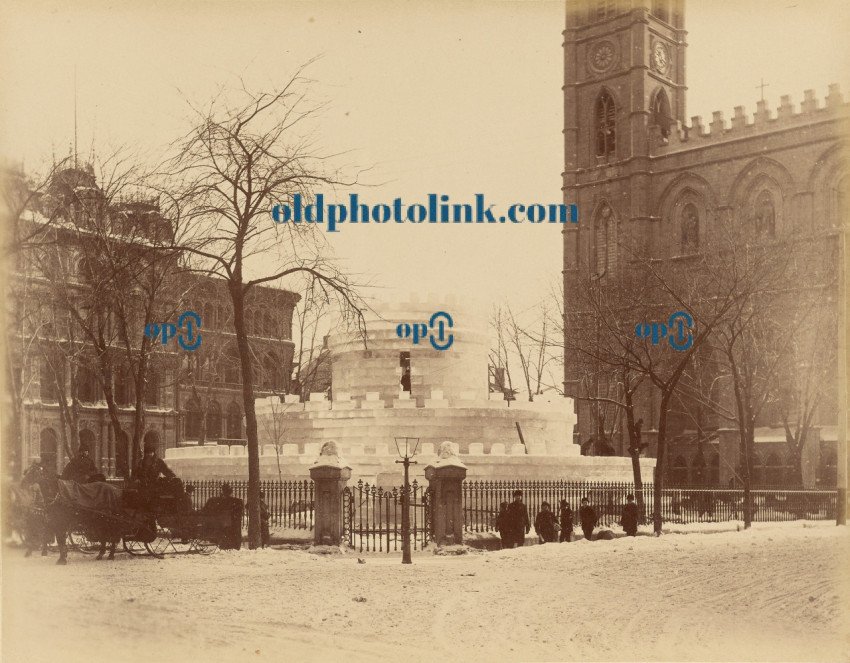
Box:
[462, 480, 838, 530]
[184, 479, 314, 530]
[341, 480, 431, 552]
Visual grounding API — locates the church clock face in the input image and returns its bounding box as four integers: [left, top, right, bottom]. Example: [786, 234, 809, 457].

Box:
[588, 41, 617, 74]
[652, 41, 670, 75]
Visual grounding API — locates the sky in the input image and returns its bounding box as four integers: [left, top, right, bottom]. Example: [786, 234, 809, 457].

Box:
[1, 0, 849, 321]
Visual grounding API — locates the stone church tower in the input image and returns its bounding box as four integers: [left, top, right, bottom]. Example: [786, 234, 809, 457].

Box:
[562, 0, 849, 487]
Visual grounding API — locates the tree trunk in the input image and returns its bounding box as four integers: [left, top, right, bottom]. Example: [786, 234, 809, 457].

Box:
[740, 421, 755, 529]
[629, 449, 645, 521]
[652, 393, 672, 535]
[231, 282, 261, 549]
[130, 351, 150, 477]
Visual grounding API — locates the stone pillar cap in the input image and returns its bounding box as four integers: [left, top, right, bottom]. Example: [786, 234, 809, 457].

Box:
[424, 440, 468, 472]
[310, 440, 352, 470]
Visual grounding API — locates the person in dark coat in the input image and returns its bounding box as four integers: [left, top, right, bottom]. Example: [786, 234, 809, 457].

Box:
[621, 493, 639, 536]
[258, 490, 271, 548]
[205, 483, 244, 550]
[138, 440, 176, 489]
[558, 499, 573, 542]
[534, 501, 558, 543]
[60, 444, 99, 483]
[503, 489, 530, 548]
[579, 497, 597, 541]
[495, 501, 510, 549]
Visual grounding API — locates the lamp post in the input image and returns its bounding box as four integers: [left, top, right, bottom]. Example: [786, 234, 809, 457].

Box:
[394, 436, 420, 564]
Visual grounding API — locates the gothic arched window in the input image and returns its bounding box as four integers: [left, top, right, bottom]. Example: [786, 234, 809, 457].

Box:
[593, 204, 612, 276]
[595, 91, 616, 158]
[681, 203, 700, 252]
[652, 0, 670, 23]
[206, 400, 222, 440]
[651, 89, 672, 139]
[76, 363, 98, 403]
[226, 402, 242, 439]
[185, 398, 202, 440]
[753, 190, 776, 238]
[224, 346, 241, 384]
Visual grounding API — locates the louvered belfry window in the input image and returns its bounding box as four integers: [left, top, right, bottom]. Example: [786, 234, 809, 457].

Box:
[595, 92, 616, 158]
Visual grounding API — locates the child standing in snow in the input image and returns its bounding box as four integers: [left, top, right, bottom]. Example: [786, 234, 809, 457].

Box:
[534, 501, 559, 543]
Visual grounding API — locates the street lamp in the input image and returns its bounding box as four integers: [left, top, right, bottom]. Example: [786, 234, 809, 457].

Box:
[394, 436, 421, 564]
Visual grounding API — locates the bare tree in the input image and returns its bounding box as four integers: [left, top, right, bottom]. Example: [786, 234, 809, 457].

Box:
[164, 70, 367, 548]
[287, 276, 333, 400]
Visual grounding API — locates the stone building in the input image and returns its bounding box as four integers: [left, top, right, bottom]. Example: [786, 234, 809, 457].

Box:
[561, 0, 848, 486]
[5, 164, 299, 478]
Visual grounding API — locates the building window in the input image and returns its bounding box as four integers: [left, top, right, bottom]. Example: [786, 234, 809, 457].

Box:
[206, 401, 222, 439]
[40, 428, 58, 474]
[224, 347, 241, 384]
[400, 352, 411, 392]
[226, 402, 242, 439]
[753, 190, 776, 238]
[115, 366, 133, 406]
[651, 89, 672, 139]
[76, 363, 98, 404]
[681, 203, 699, 252]
[262, 351, 280, 390]
[593, 204, 613, 276]
[40, 355, 60, 403]
[145, 367, 160, 406]
[185, 398, 202, 439]
[595, 91, 616, 158]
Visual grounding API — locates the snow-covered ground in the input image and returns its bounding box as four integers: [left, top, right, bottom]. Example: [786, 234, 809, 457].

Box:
[3, 521, 848, 663]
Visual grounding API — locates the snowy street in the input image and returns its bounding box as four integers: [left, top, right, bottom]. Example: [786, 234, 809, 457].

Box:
[3, 522, 848, 663]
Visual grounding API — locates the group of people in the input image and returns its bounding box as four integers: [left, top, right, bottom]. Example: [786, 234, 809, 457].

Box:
[495, 490, 640, 548]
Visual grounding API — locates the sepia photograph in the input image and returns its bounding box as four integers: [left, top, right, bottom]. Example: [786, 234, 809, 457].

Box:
[1, 1, 848, 662]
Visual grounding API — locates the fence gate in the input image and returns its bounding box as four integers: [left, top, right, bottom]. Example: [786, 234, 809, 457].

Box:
[341, 480, 431, 552]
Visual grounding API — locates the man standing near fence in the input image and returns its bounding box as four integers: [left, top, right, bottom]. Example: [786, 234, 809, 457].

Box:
[504, 489, 531, 548]
[579, 497, 597, 541]
[258, 490, 270, 548]
[620, 494, 639, 536]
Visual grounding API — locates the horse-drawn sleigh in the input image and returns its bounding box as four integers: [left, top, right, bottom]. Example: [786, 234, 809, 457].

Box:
[11, 475, 238, 563]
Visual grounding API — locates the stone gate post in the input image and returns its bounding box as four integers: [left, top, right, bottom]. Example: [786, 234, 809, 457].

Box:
[424, 441, 467, 546]
[308, 441, 351, 546]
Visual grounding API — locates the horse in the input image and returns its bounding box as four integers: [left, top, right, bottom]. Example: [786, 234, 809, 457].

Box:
[36, 474, 131, 564]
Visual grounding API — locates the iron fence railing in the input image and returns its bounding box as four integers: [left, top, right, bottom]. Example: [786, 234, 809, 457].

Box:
[341, 480, 431, 552]
[184, 479, 314, 530]
[462, 480, 838, 531]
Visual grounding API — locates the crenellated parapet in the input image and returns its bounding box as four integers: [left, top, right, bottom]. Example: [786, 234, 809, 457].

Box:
[253, 390, 575, 414]
[654, 85, 849, 154]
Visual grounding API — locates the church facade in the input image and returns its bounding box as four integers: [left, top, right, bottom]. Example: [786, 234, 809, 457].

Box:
[562, 0, 848, 487]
